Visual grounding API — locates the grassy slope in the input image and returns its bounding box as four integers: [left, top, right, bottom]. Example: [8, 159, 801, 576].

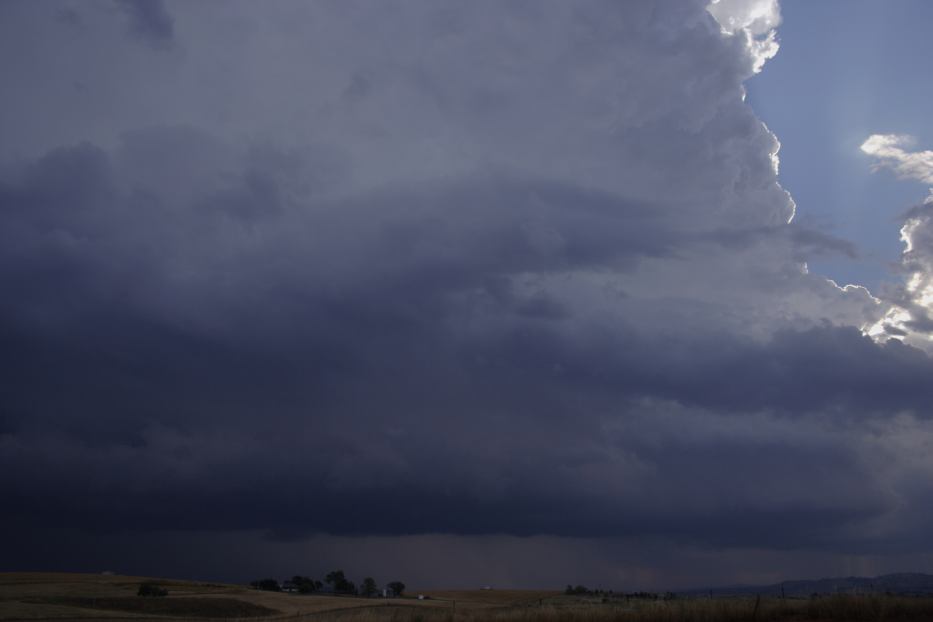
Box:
[8, 573, 933, 621]
[0, 573, 556, 620]
[417, 590, 559, 605]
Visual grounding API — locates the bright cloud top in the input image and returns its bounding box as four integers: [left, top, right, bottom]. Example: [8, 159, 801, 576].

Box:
[708, 0, 782, 73]
[862, 135, 933, 345]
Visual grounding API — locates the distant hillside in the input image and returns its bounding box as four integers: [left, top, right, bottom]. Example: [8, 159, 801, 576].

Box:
[682, 573, 933, 598]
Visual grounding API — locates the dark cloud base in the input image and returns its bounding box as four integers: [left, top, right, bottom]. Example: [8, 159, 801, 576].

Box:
[1, 137, 930, 556]
[4, 529, 933, 591]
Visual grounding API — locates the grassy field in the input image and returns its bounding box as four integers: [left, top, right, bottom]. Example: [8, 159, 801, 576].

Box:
[0, 573, 557, 620]
[308, 594, 933, 621]
[5, 573, 933, 622]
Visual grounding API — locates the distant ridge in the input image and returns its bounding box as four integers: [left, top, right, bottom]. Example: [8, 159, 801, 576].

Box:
[681, 573, 933, 598]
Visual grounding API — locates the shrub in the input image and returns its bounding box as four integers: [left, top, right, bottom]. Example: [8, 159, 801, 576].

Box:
[249, 578, 281, 592]
[137, 582, 168, 597]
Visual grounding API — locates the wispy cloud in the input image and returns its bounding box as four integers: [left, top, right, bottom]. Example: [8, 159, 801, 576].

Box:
[862, 134, 933, 185]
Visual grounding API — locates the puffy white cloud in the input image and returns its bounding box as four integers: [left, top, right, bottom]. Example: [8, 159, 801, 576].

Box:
[862, 134, 933, 184]
[862, 136, 933, 346]
[707, 0, 781, 73]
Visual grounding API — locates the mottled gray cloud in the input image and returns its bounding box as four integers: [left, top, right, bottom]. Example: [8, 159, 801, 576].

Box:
[115, 0, 174, 47]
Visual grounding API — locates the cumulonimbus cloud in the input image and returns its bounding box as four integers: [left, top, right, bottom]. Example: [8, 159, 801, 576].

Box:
[0, 0, 931, 585]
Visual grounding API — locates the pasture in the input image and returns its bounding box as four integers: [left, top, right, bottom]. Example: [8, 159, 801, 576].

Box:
[5, 573, 933, 622]
[0, 573, 555, 620]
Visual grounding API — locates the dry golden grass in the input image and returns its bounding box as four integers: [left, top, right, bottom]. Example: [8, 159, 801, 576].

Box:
[22, 596, 277, 618]
[0, 572, 244, 619]
[298, 594, 933, 622]
[6, 574, 933, 622]
[415, 590, 559, 607]
[0, 573, 515, 620]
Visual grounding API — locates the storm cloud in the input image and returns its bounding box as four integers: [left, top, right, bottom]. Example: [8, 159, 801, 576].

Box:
[115, 0, 174, 46]
[2, 0, 932, 588]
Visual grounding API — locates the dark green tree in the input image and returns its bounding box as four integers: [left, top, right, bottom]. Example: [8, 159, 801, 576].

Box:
[250, 578, 281, 592]
[292, 576, 322, 594]
[325, 570, 355, 594]
[387, 581, 406, 597]
[361, 577, 378, 597]
[137, 583, 168, 597]
[325, 570, 345, 590]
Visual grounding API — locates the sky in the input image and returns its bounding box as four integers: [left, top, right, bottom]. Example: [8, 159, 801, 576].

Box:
[746, 0, 933, 291]
[3, 0, 933, 591]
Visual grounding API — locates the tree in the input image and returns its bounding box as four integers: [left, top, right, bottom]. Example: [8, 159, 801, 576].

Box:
[325, 570, 345, 588]
[387, 581, 406, 597]
[361, 577, 378, 597]
[292, 576, 322, 594]
[325, 570, 354, 594]
[137, 583, 168, 597]
[250, 578, 281, 592]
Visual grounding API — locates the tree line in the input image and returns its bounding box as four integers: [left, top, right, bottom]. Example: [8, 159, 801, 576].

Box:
[565, 585, 676, 600]
[251, 571, 405, 598]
